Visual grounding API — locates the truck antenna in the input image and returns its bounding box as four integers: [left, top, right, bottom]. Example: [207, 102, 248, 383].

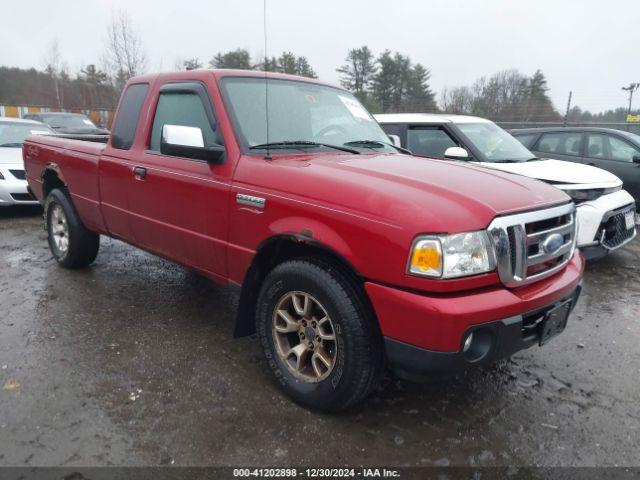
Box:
[263, 0, 272, 160]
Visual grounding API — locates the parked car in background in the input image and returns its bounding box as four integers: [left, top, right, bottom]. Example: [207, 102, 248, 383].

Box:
[511, 127, 640, 208]
[0, 117, 54, 206]
[23, 112, 109, 136]
[376, 114, 637, 260]
[23, 70, 584, 411]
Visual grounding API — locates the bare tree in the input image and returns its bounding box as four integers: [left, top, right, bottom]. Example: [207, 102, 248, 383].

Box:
[440, 69, 559, 122]
[43, 38, 64, 107]
[103, 10, 147, 90]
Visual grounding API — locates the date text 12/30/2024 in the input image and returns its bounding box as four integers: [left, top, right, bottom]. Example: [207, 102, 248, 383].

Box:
[233, 468, 400, 478]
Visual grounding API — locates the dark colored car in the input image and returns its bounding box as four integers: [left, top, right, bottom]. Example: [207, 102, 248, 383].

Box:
[23, 112, 109, 136]
[511, 127, 640, 204]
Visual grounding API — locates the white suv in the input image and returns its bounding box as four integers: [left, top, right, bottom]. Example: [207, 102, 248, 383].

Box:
[376, 113, 636, 260]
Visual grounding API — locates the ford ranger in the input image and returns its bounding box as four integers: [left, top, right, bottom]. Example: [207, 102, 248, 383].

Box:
[23, 70, 584, 411]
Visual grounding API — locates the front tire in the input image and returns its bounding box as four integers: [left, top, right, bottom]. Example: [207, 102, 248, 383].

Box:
[256, 259, 384, 412]
[45, 188, 100, 268]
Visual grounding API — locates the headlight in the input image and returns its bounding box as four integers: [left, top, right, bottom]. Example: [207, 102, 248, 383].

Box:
[564, 186, 621, 203]
[408, 231, 496, 279]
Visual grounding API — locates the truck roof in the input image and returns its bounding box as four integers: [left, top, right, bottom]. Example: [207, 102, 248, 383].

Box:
[375, 113, 492, 125]
[127, 69, 344, 91]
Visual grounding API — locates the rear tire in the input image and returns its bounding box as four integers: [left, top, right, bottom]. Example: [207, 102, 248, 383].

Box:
[45, 188, 99, 268]
[256, 259, 384, 412]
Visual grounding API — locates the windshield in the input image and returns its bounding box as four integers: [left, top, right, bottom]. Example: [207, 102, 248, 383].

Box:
[0, 122, 54, 147]
[220, 77, 395, 153]
[620, 130, 640, 144]
[43, 114, 97, 129]
[456, 122, 535, 162]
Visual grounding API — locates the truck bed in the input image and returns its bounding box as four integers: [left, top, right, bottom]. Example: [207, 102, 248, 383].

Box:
[23, 135, 107, 232]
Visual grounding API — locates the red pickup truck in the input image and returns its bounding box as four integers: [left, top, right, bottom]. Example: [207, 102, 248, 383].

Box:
[23, 70, 583, 411]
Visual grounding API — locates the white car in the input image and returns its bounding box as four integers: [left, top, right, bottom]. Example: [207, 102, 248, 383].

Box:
[0, 117, 54, 206]
[376, 113, 637, 260]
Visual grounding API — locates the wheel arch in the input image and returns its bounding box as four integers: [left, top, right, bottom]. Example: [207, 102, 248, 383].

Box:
[41, 164, 67, 199]
[233, 233, 366, 338]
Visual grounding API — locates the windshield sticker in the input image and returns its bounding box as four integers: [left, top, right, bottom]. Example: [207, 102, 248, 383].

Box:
[83, 119, 94, 125]
[338, 95, 372, 121]
[31, 130, 49, 135]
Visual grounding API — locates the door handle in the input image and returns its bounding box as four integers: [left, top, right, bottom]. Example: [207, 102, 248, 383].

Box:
[587, 163, 595, 166]
[133, 166, 147, 178]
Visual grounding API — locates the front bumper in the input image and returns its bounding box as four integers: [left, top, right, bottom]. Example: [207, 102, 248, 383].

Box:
[0, 165, 38, 206]
[365, 252, 584, 379]
[384, 285, 581, 381]
[575, 189, 636, 252]
[580, 203, 637, 260]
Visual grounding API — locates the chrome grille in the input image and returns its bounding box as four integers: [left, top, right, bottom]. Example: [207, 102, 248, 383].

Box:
[488, 203, 576, 288]
[599, 205, 636, 250]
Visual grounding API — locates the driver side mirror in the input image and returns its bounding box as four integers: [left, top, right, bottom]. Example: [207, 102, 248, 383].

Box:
[444, 146, 469, 160]
[633, 155, 640, 164]
[161, 124, 225, 163]
[387, 134, 402, 148]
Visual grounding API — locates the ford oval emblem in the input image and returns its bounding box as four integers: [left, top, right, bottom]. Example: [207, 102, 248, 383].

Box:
[542, 233, 564, 254]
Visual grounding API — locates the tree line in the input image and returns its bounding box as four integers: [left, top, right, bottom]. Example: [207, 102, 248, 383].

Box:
[0, 10, 630, 124]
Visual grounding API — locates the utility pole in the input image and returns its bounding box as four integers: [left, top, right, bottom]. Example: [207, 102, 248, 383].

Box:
[622, 83, 639, 131]
[563, 91, 572, 127]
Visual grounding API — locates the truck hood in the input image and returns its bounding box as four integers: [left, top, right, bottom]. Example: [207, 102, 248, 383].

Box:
[0, 147, 22, 165]
[477, 158, 622, 190]
[252, 153, 570, 234]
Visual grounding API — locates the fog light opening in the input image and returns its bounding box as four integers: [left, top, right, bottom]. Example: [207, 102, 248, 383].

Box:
[462, 328, 493, 362]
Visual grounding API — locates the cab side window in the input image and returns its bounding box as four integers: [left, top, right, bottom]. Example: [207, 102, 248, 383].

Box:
[536, 132, 582, 157]
[149, 91, 217, 152]
[407, 127, 457, 158]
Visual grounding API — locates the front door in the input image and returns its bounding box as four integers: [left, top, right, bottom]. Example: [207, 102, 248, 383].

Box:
[126, 82, 230, 281]
[584, 132, 640, 202]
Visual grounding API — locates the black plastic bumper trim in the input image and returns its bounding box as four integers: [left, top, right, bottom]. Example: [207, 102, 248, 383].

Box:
[384, 284, 582, 382]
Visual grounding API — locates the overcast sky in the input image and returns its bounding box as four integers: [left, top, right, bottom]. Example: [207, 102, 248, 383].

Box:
[3, 0, 638, 113]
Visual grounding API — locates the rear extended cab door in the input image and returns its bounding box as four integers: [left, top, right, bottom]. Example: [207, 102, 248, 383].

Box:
[99, 82, 151, 240]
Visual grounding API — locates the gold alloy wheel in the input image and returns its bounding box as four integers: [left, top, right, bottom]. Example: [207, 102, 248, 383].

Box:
[272, 291, 337, 383]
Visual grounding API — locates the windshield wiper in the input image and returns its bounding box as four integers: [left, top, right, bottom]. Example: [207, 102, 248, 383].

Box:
[488, 156, 542, 163]
[249, 140, 360, 154]
[0, 142, 22, 148]
[344, 139, 412, 155]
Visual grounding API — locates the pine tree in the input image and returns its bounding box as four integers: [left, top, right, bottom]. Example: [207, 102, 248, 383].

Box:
[209, 49, 253, 69]
[336, 46, 377, 103]
[371, 50, 397, 113]
[404, 64, 438, 112]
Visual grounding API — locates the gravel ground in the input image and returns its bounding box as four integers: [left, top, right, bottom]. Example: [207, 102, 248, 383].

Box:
[1, 206, 639, 468]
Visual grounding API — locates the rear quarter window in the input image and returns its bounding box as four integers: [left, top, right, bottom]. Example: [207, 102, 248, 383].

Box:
[111, 83, 149, 150]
